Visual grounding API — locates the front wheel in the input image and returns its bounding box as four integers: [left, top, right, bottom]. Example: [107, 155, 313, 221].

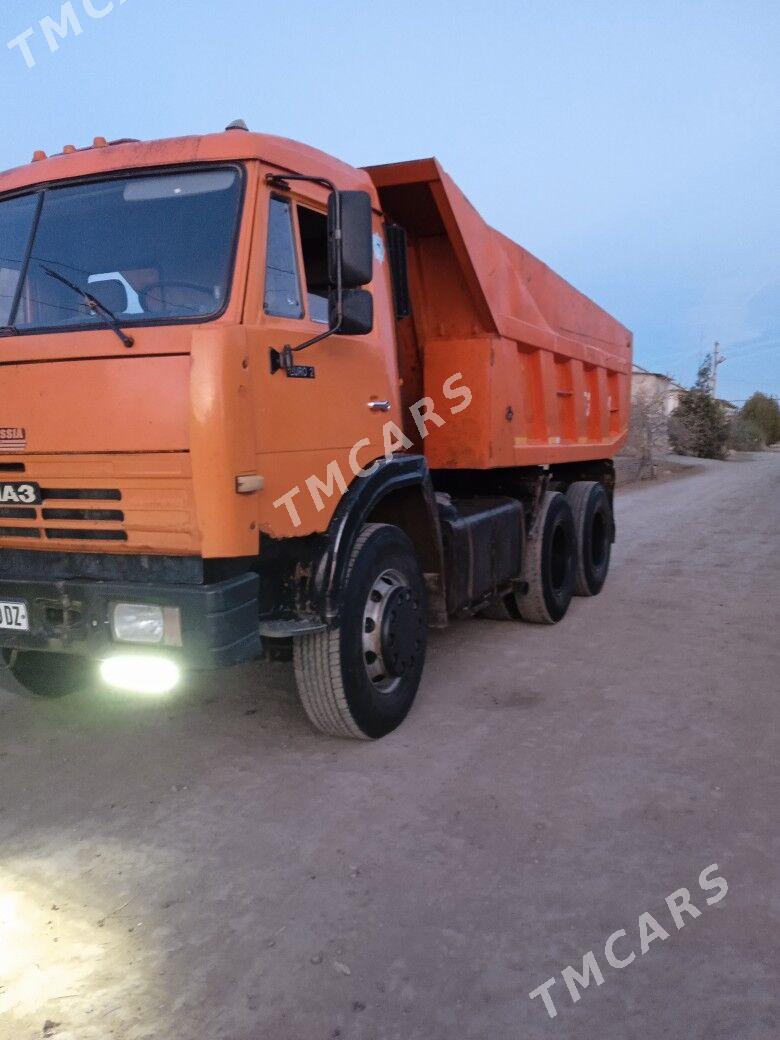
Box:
[2, 649, 91, 698]
[293, 523, 427, 739]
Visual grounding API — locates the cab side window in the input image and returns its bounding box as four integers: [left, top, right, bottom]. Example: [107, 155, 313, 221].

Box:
[297, 206, 329, 324]
[264, 197, 303, 318]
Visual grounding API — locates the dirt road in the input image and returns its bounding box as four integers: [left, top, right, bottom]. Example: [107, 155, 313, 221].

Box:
[1, 452, 778, 1040]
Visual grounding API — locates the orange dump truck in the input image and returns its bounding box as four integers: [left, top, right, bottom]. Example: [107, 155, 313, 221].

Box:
[0, 126, 631, 738]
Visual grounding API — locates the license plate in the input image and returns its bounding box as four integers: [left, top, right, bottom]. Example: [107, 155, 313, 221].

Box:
[0, 481, 41, 506]
[0, 601, 29, 631]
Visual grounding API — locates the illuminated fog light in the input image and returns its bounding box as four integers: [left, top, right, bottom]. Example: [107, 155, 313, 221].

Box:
[99, 654, 181, 695]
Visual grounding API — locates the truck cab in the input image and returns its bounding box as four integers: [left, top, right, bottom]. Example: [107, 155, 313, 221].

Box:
[0, 127, 630, 738]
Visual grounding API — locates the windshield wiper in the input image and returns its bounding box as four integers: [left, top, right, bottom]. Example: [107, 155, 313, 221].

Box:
[40, 265, 135, 349]
[0, 324, 19, 337]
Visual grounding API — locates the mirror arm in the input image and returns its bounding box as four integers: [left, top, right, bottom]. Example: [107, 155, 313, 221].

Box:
[265, 174, 344, 367]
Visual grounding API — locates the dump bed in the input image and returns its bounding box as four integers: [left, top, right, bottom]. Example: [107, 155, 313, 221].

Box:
[365, 159, 632, 469]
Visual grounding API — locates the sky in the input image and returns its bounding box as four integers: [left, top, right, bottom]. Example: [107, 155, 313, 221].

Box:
[0, 0, 777, 404]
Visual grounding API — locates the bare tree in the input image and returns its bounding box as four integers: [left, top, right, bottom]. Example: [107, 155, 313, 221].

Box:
[626, 384, 669, 478]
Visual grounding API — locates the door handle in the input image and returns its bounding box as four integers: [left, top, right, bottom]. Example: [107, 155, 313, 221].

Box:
[368, 400, 391, 412]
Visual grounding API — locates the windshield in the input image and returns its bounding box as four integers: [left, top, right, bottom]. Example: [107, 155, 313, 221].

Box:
[0, 167, 243, 333]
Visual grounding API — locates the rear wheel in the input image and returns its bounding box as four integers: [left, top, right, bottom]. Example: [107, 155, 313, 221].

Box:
[516, 491, 576, 624]
[1, 649, 91, 698]
[566, 481, 612, 596]
[293, 523, 427, 739]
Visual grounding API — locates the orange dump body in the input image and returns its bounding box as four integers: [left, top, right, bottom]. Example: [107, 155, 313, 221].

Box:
[366, 158, 632, 468]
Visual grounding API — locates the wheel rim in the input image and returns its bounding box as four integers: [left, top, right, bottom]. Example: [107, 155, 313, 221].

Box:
[362, 568, 424, 694]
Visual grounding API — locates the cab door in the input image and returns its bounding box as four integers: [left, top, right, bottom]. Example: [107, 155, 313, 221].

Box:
[243, 175, 401, 537]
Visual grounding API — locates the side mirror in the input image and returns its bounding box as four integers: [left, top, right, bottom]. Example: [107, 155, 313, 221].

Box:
[267, 175, 375, 374]
[330, 288, 373, 336]
[328, 191, 373, 288]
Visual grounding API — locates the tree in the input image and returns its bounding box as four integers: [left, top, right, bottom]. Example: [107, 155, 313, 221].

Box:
[668, 355, 730, 460]
[741, 392, 780, 445]
[728, 416, 764, 452]
[627, 384, 669, 477]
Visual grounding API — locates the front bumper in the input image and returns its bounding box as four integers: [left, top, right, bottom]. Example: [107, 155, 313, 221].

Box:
[0, 573, 262, 669]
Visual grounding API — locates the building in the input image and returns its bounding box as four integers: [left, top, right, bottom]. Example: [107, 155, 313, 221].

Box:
[717, 399, 738, 418]
[631, 363, 685, 416]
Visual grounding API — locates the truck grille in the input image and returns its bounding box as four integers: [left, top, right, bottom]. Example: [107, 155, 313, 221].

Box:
[0, 455, 198, 554]
[0, 487, 127, 542]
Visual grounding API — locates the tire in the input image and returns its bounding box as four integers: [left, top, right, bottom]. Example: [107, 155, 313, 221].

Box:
[516, 491, 576, 624]
[293, 523, 427, 740]
[1, 648, 91, 698]
[566, 481, 612, 596]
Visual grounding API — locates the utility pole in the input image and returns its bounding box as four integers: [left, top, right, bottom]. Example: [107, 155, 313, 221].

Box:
[711, 341, 726, 398]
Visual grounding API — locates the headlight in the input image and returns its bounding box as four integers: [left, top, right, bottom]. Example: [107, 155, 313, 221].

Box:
[111, 603, 181, 646]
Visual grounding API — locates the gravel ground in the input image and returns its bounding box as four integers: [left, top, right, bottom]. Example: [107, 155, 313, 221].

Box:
[1, 450, 778, 1040]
